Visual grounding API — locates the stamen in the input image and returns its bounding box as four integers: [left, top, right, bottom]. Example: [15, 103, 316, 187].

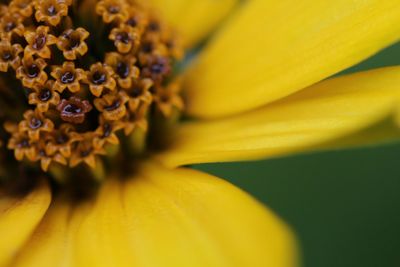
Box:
[39, 89, 51, 101]
[61, 71, 75, 84]
[32, 35, 46, 50]
[108, 6, 120, 14]
[103, 124, 112, 137]
[92, 71, 107, 85]
[5, 22, 15, 32]
[51, 62, 85, 93]
[47, 5, 56, 16]
[18, 139, 30, 148]
[116, 32, 130, 44]
[29, 117, 42, 129]
[27, 64, 39, 78]
[116, 62, 129, 78]
[2, 51, 12, 60]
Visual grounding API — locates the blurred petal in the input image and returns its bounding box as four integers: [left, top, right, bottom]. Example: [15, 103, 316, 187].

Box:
[316, 115, 400, 152]
[158, 67, 400, 167]
[184, 0, 400, 118]
[148, 0, 238, 47]
[12, 198, 91, 267]
[13, 163, 297, 267]
[0, 179, 51, 267]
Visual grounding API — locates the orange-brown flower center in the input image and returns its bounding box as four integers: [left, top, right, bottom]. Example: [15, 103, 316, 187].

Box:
[4, 22, 15, 32]
[0, 0, 185, 182]
[29, 117, 42, 129]
[39, 89, 51, 101]
[46, 5, 57, 16]
[116, 62, 129, 78]
[1, 50, 12, 60]
[91, 71, 107, 85]
[26, 64, 39, 77]
[32, 35, 46, 50]
[60, 71, 75, 83]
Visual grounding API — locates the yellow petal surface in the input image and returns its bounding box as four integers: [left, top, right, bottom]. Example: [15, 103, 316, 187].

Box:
[12, 163, 296, 267]
[184, 0, 400, 118]
[146, 0, 238, 47]
[158, 67, 400, 167]
[0, 179, 51, 267]
[315, 115, 400, 152]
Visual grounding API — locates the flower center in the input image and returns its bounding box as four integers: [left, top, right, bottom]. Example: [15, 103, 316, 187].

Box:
[18, 139, 30, 148]
[103, 123, 112, 137]
[39, 89, 52, 101]
[116, 32, 130, 44]
[61, 71, 75, 84]
[4, 22, 15, 32]
[0, 0, 184, 183]
[116, 62, 129, 78]
[67, 36, 81, 50]
[47, 5, 57, 16]
[1, 50, 12, 61]
[29, 117, 42, 129]
[64, 104, 82, 114]
[105, 100, 120, 111]
[33, 35, 46, 50]
[108, 5, 120, 14]
[26, 64, 39, 78]
[92, 71, 106, 85]
[56, 133, 68, 144]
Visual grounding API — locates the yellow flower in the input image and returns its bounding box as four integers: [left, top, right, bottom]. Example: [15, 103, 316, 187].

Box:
[1, 0, 400, 267]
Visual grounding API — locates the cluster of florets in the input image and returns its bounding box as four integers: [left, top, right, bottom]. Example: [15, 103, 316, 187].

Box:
[0, 0, 183, 172]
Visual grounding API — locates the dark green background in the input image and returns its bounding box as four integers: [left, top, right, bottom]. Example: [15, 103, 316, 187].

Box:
[195, 43, 400, 267]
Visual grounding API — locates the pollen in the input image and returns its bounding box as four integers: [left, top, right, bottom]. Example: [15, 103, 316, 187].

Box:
[0, 0, 184, 177]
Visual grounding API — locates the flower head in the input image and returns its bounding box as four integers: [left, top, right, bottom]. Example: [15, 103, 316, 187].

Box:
[6, 130, 35, 161]
[96, 0, 128, 24]
[51, 61, 86, 93]
[32, 139, 67, 171]
[29, 80, 61, 112]
[70, 133, 106, 169]
[141, 55, 171, 83]
[18, 109, 54, 141]
[94, 115, 125, 147]
[126, 77, 153, 111]
[45, 123, 82, 158]
[24, 26, 57, 59]
[124, 6, 148, 32]
[153, 79, 184, 117]
[34, 0, 70, 26]
[105, 52, 140, 89]
[109, 24, 141, 53]
[0, 40, 22, 71]
[56, 28, 89, 60]
[94, 91, 130, 121]
[16, 56, 48, 88]
[84, 62, 117, 97]
[9, 0, 34, 18]
[0, 0, 181, 173]
[56, 97, 93, 124]
[0, 12, 24, 40]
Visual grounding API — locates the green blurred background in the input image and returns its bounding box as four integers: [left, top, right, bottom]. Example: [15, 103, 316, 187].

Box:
[194, 43, 400, 267]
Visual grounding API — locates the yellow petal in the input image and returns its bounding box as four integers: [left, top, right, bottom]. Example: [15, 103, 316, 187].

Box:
[147, 0, 238, 47]
[316, 115, 400, 152]
[13, 163, 297, 267]
[11, 197, 91, 267]
[184, 0, 400, 118]
[0, 179, 51, 267]
[158, 67, 400, 167]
